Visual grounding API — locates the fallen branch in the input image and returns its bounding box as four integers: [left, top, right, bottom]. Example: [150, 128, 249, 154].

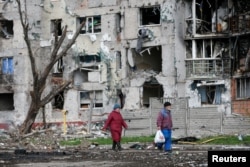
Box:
[21, 129, 53, 139]
[177, 136, 226, 145]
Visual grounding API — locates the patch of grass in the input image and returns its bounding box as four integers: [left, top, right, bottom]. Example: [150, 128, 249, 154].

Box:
[58, 135, 250, 146]
[59, 138, 82, 146]
[197, 135, 250, 145]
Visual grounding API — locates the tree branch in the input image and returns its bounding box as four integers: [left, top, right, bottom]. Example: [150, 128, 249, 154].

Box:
[39, 21, 85, 91]
[56, 21, 85, 62]
[40, 80, 72, 107]
[16, 0, 39, 95]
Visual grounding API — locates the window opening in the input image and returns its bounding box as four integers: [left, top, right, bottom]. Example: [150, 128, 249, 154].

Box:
[143, 79, 163, 108]
[132, 46, 162, 73]
[79, 54, 101, 63]
[140, 6, 161, 26]
[116, 51, 122, 70]
[236, 77, 250, 99]
[0, 93, 14, 111]
[53, 91, 64, 109]
[185, 39, 231, 78]
[79, 90, 103, 109]
[1, 57, 13, 75]
[0, 57, 14, 84]
[77, 16, 101, 34]
[192, 81, 224, 105]
[0, 20, 13, 38]
[51, 19, 62, 36]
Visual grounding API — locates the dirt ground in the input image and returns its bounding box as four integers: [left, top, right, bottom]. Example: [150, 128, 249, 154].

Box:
[0, 146, 208, 167]
[0, 129, 246, 167]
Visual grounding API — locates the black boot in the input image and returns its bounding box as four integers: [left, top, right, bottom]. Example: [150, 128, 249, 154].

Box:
[117, 142, 122, 151]
[112, 141, 117, 151]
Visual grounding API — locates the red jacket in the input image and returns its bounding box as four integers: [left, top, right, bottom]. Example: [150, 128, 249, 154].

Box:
[103, 110, 128, 132]
[156, 109, 173, 130]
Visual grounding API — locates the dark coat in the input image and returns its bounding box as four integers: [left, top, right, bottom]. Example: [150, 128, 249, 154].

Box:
[103, 110, 128, 142]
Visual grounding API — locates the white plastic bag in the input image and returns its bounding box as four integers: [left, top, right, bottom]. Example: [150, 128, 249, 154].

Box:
[154, 130, 165, 143]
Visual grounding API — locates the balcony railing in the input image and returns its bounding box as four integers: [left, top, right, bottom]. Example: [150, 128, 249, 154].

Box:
[0, 74, 14, 84]
[186, 58, 231, 79]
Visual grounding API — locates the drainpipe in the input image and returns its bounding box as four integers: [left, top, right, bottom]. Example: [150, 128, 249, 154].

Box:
[88, 99, 93, 133]
[192, 0, 197, 59]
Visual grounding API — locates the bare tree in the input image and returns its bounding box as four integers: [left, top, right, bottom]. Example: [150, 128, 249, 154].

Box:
[16, 0, 85, 134]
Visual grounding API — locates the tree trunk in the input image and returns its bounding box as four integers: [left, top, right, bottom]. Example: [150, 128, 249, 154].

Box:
[42, 107, 47, 129]
[19, 102, 40, 134]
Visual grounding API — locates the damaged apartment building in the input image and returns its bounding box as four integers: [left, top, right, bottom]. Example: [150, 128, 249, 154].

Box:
[0, 0, 250, 137]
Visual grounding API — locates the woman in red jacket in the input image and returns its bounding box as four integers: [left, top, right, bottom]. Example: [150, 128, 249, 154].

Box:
[102, 103, 128, 151]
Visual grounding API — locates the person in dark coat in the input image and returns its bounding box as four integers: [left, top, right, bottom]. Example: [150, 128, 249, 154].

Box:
[156, 101, 173, 153]
[102, 103, 128, 151]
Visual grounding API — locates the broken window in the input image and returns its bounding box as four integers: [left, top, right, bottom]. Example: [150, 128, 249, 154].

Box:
[0, 57, 14, 84]
[51, 19, 62, 36]
[185, 39, 231, 78]
[229, 0, 250, 33]
[186, 0, 237, 35]
[132, 46, 162, 73]
[143, 79, 163, 108]
[78, 53, 101, 63]
[236, 77, 250, 99]
[192, 81, 224, 105]
[115, 13, 122, 33]
[77, 16, 101, 34]
[79, 90, 103, 109]
[233, 37, 250, 73]
[52, 57, 63, 75]
[116, 51, 122, 70]
[0, 20, 13, 38]
[140, 6, 161, 26]
[0, 93, 14, 111]
[52, 91, 64, 109]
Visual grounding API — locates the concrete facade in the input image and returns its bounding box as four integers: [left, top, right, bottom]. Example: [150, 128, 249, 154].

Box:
[0, 0, 250, 137]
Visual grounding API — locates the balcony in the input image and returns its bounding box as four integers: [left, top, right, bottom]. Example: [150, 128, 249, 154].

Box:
[186, 58, 231, 79]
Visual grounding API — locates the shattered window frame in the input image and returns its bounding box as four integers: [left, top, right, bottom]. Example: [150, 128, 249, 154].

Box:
[50, 19, 62, 36]
[236, 77, 250, 99]
[185, 39, 231, 78]
[192, 81, 224, 105]
[198, 84, 224, 105]
[139, 5, 161, 26]
[77, 16, 101, 34]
